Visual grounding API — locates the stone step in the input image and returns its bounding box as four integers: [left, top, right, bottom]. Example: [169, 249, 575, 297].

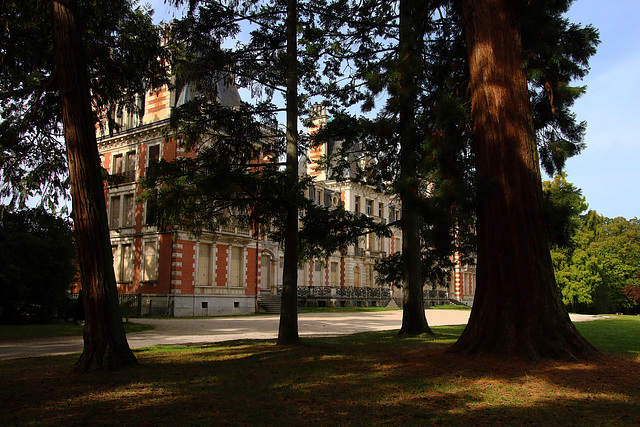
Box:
[257, 296, 282, 314]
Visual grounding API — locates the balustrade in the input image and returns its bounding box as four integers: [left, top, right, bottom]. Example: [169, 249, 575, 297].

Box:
[277, 285, 392, 301]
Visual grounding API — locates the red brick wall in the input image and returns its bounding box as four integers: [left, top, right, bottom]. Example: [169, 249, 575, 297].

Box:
[180, 241, 195, 294]
[215, 244, 228, 286]
[245, 247, 259, 296]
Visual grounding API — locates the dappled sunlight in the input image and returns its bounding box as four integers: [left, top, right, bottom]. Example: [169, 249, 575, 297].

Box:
[551, 362, 601, 372]
[2, 330, 640, 425]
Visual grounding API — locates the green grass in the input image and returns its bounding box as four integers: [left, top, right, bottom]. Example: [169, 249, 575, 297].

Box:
[1, 319, 638, 426]
[428, 303, 472, 310]
[0, 322, 153, 340]
[575, 315, 640, 357]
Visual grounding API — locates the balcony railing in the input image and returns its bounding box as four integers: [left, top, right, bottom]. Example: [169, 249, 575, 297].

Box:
[218, 224, 252, 236]
[109, 169, 136, 185]
[276, 285, 391, 299]
[424, 290, 449, 300]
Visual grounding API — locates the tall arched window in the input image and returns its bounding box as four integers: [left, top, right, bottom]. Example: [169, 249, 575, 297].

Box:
[354, 265, 361, 288]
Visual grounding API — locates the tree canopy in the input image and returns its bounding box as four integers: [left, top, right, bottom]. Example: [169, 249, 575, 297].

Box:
[0, 0, 168, 211]
[0, 207, 77, 323]
[543, 173, 640, 314]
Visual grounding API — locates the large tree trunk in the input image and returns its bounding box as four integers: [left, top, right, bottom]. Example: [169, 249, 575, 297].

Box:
[277, 0, 300, 345]
[397, 0, 431, 335]
[51, 0, 137, 371]
[449, 0, 597, 360]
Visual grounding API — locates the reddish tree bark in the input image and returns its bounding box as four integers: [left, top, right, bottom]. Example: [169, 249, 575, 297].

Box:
[51, 0, 137, 371]
[449, 0, 597, 361]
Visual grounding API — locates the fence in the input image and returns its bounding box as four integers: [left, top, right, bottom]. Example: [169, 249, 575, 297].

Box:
[68, 293, 174, 318]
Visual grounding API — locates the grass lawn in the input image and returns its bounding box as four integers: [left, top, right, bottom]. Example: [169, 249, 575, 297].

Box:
[428, 304, 472, 310]
[0, 317, 638, 426]
[0, 322, 153, 340]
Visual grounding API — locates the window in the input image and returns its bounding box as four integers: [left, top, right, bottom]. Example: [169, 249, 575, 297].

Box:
[111, 151, 136, 183]
[324, 190, 333, 207]
[110, 196, 121, 228]
[145, 193, 157, 226]
[312, 260, 323, 286]
[229, 246, 243, 287]
[112, 243, 133, 283]
[378, 202, 383, 218]
[148, 144, 160, 163]
[354, 196, 360, 214]
[330, 262, 338, 286]
[141, 241, 157, 282]
[366, 199, 373, 215]
[123, 194, 135, 227]
[389, 207, 396, 223]
[316, 190, 322, 205]
[115, 96, 143, 131]
[147, 144, 160, 177]
[197, 243, 212, 286]
[109, 193, 136, 229]
[113, 154, 123, 175]
[261, 254, 272, 289]
[126, 151, 136, 174]
[121, 244, 133, 282]
[354, 265, 361, 288]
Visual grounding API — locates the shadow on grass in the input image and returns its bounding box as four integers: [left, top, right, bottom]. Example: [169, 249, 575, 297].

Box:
[2, 322, 639, 426]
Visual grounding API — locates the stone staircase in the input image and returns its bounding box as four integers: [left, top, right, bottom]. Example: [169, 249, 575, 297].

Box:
[257, 295, 282, 314]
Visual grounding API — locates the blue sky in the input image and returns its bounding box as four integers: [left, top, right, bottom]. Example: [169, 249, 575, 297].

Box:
[562, 1, 640, 219]
[148, 0, 639, 219]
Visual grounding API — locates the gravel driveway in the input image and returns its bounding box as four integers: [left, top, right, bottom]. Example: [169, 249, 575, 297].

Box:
[0, 310, 601, 360]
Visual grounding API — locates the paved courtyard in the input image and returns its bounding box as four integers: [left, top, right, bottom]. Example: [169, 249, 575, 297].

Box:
[0, 310, 600, 360]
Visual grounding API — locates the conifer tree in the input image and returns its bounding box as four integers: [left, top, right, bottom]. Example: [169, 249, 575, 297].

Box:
[2, 0, 167, 371]
[51, 0, 138, 371]
[308, 0, 476, 334]
[311, 0, 598, 344]
[449, 0, 600, 361]
[148, 0, 383, 344]
[1, 0, 167, 211]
